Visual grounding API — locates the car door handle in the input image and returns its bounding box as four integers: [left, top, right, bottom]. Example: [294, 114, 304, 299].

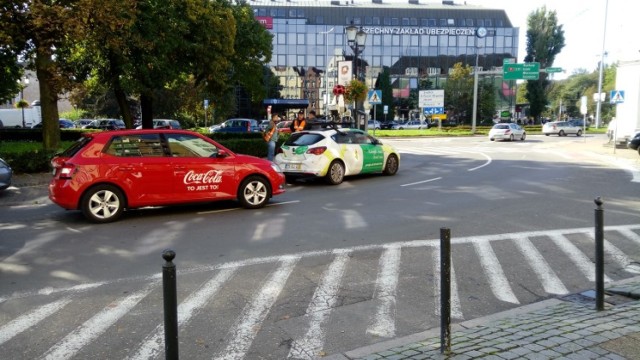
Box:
[118, 166, 134, 171]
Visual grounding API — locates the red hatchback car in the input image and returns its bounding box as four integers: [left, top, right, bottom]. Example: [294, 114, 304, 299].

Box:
[49, 129, 286, 223]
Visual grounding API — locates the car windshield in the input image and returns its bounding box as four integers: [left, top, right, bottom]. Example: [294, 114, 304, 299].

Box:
[285, 133, 325, 146]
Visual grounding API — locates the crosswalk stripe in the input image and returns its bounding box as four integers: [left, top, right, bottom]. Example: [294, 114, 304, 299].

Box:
[548, 234, 612, 283]
[214, 257, 299, 360]
[0, 298, 72, 345]
[616, 228, 640, 245]
[126, 268, 237, 360]
[39, 285, 156, 360]
[288, 250, 351, 359]
[513, 236, 568, 295]
[367, 245, 401, 338]
[432, 249, 463, 319]
[474, 241, 519, 304]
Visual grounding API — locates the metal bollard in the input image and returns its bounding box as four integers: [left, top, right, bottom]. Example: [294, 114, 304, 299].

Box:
[594, 198, 605, 311]
[162, 249, 179, 359]
[440, 227, 451, 354]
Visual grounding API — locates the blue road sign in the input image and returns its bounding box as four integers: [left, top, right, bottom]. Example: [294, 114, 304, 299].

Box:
[423, 107, 444, 114]
[610, 90, 625, 104]
[368, 90, 382, 104]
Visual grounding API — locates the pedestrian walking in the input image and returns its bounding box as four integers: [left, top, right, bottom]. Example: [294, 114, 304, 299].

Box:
[264, 113, 280, 161]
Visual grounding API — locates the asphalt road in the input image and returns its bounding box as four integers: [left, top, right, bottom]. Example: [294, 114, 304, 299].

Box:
[1, 134, 639, 359]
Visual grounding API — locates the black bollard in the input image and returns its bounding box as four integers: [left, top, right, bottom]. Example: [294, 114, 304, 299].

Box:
[162, 249, 179, 359]
[594, 198, 605, 311]
[440, 227, 451, 354]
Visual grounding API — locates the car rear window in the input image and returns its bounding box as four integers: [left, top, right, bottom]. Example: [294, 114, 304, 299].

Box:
[284, 133, 325, 146]
[104, 134, 165, 157]
[58, 136, 93, 158]
[494, 124, 509, 129]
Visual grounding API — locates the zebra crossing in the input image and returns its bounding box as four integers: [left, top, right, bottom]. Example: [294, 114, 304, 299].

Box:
[1, 225, 639, 359]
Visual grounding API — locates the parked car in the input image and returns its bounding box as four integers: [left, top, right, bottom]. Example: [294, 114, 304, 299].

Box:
[0, 157, 12, 191]
[627, 132, 640, 155]
[76, 119, 94, 128]
[397, 120, 425, 130]
[48, 129, 286, 223]
[84, 119, 126, 130]
[567, 118, 590, 129]
[488, 123, 526, 141]
[210, 118, 261, 134]
[274, 128, 400, 185]
[277, 120, 293, 133]
[380, 120, 399, 130]
[542, 121, 583, 136]
[136, 119, 181, 129]
[259, 120, 270, 131]
[32, 118, 76, 129]
[367, 120, 381, 130]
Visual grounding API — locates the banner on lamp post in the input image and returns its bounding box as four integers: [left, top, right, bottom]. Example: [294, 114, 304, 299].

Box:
[337, 61, 352, 86]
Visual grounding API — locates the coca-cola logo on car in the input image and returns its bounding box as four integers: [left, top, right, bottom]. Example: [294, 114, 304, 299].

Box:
[183, 170, 223, 185]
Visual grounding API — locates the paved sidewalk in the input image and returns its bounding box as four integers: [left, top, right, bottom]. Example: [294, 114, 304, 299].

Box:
[329, 277, 640, 360]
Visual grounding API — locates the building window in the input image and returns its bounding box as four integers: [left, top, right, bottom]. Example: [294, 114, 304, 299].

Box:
[439, 19, 447, 26]
[365, 17, 372, 25]
[316, 16, 324, 24]
[447, 19, 455, 26]
[373, 17, 380, 25]
[298, 33, 305, 44]
[485, 19, 492, 27]
[459, 19, 466, 26]
[496, 19, 503, 27]
[410, 18, 417, 26]
[466, 18, 474, 27]
[477, 19, 484, 27]
[402, 18, 410, 26]
[392, 18, 400, 26]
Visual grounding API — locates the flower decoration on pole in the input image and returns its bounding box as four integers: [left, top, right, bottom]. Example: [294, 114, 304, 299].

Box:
[332, 84, 346, 116]
[344, 79, 367, 103]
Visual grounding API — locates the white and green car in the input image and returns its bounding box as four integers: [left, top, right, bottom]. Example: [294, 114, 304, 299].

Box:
[274, 128, 400, 185]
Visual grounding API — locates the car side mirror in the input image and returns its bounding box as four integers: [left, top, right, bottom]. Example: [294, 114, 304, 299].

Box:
[217, 149, 229, 158]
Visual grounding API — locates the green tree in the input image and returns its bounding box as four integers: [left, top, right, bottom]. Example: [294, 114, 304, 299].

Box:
[478, 80, 497, 123]
[374, 67, 394, 121]
[444, 62, 473, 124]
[524, 7, 565, 121]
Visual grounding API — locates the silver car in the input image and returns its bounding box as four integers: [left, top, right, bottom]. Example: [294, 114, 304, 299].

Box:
[0, 158, 12, 190]
[542, 121, 583, 136]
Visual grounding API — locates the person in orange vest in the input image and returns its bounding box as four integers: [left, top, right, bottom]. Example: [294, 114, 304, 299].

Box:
[291, 110, 307, 132]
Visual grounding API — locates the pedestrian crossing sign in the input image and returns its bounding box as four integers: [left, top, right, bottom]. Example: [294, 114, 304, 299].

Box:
[610, 90, 625, 104]
[368, 90, 382, 104]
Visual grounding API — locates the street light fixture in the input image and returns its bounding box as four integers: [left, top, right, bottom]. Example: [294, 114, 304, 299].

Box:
[345, 22, 367, 129]
[321, 27, 334, 117]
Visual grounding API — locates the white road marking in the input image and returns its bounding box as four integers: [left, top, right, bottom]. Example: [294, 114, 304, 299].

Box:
[400, 177, 442, 187]
[0, 298, 72, 345]
[432, 249, 463, 319]
[513, 236, 568, 295]
[39, 285, 156, 360]
[367, 245, 401, 338]
[473, 241, 519, 304]
[288, 250, 351, 359]
[197, 200, 300, 215]
[126, 268, 236, 360]
[547, 233, 612, 283]
[467, 152, 492, 172]
[615, 227, 640, 245]
[214, 256, 299, 360]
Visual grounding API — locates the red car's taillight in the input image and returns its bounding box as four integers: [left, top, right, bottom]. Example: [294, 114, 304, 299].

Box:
[58, 164, 76, 180]
[307, 146, 327, 155]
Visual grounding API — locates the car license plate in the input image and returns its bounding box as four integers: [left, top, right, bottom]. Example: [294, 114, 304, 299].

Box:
[285, 164, 301, 170]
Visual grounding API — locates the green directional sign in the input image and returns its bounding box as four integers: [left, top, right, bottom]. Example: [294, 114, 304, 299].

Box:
[503, 62, 540, 80]
[546, 67, 563, 73]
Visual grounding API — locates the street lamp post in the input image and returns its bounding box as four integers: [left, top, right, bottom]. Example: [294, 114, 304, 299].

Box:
[321, 27, 334, 117]
[20, 78, 29, 128]
[595, 0, 609, 130]
[345, 23, 367, 130]
[471, 27, 487, 134]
